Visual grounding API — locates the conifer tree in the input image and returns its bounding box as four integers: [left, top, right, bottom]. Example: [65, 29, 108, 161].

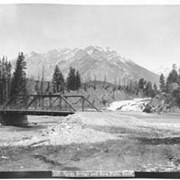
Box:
[159, 73, 166, 92]
[52, 65, 65, 93]
[10, 52, 27, 106]
[145, 81, 153, 97]
[166, 65, 179, 92]
[178, 70, 180, 85]
[153, 83, 158, 95]
[0, 56, 11, 104]
[66, 67, 77, 91]
[138, 78, 146, 89]
[40, 65, 45, 95]
[138, 78, 146, 95]
[76, 70, 81, 90]
[45, 81, 51, 94]
[66, 67, 81, 91]
[0, 59, 2, 104]
[166, 69, 178, 84]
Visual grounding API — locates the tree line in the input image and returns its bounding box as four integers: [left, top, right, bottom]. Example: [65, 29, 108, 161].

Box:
[159, 64, 180, 106]
[136, 78, 158, 97]
[51, 65, 81, 94]
[3, 51, 180, 106]
[0, 52, 82, 105]
[0, 51, 159, 106]
[0, 53, 28, 106]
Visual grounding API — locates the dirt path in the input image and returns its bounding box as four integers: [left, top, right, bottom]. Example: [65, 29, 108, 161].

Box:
[1, 111, 180, 172]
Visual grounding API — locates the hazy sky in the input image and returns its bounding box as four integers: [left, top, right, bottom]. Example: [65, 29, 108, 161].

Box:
[0, 4, 180, 70]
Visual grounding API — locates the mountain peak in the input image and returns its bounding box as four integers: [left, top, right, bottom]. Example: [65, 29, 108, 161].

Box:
[84, 46, 104, 55]
[23, 45, 159, 84]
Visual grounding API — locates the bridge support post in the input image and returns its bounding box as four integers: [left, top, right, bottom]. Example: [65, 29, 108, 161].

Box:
[59, 97, 62, 110]
[0, 112, 28, 126]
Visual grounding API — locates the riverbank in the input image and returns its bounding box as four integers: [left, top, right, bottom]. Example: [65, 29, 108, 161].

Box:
[1, 111, 180, 172]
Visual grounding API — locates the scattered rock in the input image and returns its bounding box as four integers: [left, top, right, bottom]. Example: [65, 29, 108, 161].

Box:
[14, 115, 118, 147]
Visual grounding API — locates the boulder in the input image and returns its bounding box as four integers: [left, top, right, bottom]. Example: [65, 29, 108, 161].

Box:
[143, 94, 171, 113]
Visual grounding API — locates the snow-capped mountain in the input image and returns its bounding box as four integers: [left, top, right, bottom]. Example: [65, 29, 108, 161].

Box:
[16, 46, 159, 84]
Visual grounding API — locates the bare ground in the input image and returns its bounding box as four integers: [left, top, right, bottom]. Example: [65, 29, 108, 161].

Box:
[1, 111, 180, 172]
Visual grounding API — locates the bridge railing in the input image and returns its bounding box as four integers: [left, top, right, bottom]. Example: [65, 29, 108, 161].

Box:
[2, 94, 99, 112]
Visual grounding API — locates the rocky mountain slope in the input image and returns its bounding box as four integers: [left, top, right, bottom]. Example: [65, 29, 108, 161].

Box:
[17, 46, 159, 84]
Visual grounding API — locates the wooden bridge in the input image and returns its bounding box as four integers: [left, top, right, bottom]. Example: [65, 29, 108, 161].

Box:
[0, 94, 99, 125]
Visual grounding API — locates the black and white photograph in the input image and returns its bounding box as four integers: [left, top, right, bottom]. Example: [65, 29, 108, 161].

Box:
[0, 0, 180, 178]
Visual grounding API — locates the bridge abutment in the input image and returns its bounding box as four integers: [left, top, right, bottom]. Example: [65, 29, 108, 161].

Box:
[0, 112, 28, 126]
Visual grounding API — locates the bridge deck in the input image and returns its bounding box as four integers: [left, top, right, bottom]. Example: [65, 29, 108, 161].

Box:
[0, 109, 75, 116]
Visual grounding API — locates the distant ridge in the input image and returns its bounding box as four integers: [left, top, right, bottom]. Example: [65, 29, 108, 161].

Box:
[13, 46, 160, 85]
